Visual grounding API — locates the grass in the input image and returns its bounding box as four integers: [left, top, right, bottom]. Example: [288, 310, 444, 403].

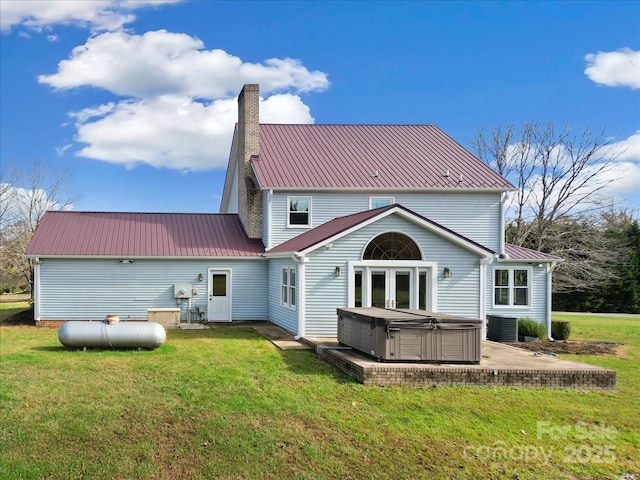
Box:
[0, 314, 638, 479]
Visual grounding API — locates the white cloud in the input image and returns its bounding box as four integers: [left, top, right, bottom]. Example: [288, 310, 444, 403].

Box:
[71, 94, 315, 170]
[0, 183, 71, 226]
[0, 0, 182, 33]
[598, 161, 640, 199]
[597, 130, 640, 162]
[584, 48, 640, 89]
[39, 29, 329, 171]
[596, 132, 640, 207]
[55, 144, 73, 157]
[68, 103, 117, 123]
[39, 30, 330, 97]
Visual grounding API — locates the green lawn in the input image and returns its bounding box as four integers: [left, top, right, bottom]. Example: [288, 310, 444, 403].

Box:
[0, 314, 638, 479]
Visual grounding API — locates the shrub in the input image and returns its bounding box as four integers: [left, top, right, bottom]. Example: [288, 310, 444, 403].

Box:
[551, 321, 571, 340]
[518, 318, 546, 338]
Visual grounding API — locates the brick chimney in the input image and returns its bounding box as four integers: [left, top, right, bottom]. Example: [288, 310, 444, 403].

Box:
[237, 84, 262, 239]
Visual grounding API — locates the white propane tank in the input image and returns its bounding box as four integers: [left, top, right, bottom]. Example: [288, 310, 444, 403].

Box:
[58, 321, 166, 349]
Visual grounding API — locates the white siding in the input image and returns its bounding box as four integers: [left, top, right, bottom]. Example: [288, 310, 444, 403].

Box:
[301, 214, 483, 337]
[267, 191, 502, 251]
[485, 263, 549, 327]
[37, 258, 267, 321]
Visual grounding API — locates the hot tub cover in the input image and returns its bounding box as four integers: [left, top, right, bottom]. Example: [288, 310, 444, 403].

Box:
[338, 307, 483, 328]
[337, 307, 483, 363]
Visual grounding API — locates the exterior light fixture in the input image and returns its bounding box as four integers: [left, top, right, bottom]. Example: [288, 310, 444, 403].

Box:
[335, 266, 342, 278]
[198, 273, 204, 282]
[443, 267, 451, 279]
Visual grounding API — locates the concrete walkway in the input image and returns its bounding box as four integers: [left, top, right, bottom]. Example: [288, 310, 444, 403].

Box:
[252, 323, 312, 350]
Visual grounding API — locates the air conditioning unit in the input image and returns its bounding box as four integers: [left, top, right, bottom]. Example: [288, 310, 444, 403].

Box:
[174, 284, 192, 299]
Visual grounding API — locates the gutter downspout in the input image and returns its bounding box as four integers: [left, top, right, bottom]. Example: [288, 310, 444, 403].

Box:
[546, 262, 558, 341]
[267, 189, 273, 249]
[33, 257, 40, 322]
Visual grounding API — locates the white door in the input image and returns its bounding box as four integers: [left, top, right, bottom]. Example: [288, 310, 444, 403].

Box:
[208, 270, 231, 321]
[370, 269, 412, 309]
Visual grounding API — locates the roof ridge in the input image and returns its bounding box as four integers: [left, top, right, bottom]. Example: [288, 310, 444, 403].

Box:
[259, 123, 439, 127]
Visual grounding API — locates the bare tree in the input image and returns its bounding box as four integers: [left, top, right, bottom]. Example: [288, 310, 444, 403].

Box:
[472, 122, 618, 251]
[542, 215, 617, 293]
[0, 160, 78, 295]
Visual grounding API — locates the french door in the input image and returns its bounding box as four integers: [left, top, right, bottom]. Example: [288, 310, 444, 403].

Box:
[370, 268, 412, 309]
[352, 263, 435, 311]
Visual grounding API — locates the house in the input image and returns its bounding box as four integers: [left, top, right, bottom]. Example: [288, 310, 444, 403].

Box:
[26, 84, 561, 338]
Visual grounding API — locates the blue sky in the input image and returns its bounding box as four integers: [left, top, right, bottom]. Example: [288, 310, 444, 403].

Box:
[1, 0, 639, 214]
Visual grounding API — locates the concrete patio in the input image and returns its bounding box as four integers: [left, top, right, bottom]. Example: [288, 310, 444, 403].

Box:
[252, 323, 616, 390]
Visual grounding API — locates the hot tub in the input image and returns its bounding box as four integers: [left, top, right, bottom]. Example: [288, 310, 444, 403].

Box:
[337, 307, 482, 363]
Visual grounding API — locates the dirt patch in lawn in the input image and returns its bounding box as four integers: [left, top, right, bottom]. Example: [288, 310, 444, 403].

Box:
[2, 308, 35, 326]
[508, 339, 623, 356]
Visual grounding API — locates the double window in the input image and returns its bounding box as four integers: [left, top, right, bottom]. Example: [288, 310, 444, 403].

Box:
[281, 267, 296, 308]
[288, 197, 311, 227]
[494, 268, 530, 307]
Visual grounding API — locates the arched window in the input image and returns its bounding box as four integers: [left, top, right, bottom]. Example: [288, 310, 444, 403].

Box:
[363, 232, 422, 260]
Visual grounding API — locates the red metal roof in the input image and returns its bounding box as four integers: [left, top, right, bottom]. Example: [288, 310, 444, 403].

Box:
[503, 244, 562, 262]
[253, 124, 515, 190]
[26, 211, 265, 257]
[267, 204, 495, 256]
[267, 205, 394, 254]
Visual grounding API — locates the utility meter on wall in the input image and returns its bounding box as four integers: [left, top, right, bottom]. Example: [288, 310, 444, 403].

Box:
[174, 284, 192, 299]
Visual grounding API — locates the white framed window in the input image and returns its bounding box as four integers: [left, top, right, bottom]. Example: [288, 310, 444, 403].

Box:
[369, 197, 394, 209]
[287, 196, 311, 227]
[281, 267, 296, 308]
[493, 267, 530, 307]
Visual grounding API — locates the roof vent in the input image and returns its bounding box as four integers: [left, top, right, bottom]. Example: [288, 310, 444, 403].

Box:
[443, 169, 450, 178]
[372, 170, 379, 178]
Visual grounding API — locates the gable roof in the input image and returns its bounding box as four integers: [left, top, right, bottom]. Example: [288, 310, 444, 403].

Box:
[253, 124, 515, 191]
[503, 243, 562, 262]
[25, 211, 265, 258]
[266, 204, 496, 258]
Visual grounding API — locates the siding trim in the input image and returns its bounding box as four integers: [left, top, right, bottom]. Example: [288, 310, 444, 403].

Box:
[34, 258, 41, 321]
[479, 257, 491, 339]
[297, 257, 307, 337]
